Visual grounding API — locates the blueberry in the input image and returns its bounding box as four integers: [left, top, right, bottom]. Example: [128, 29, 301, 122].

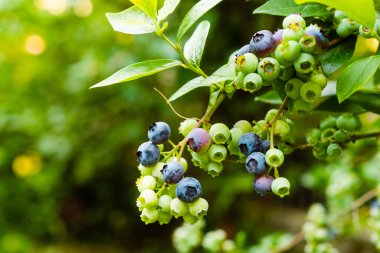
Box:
[336, 113, 357, 131]
[245, 152, 267, 175]
[176, 177, 202, 203]
[161, 161, 184, 184]
[326, 143, 342, 159]
[301, 25, 329, 54]
[310, 73, 327, 89]
[249, 30, 276, 57]
[253, 175, 274, 196]
[285, 77, 303, 99]
[273, 29, 284, 46]
[137, 142, 160, 167]
[278, 66, 294, 81]
[238, 132, 262, 156]
[236, 44, 251, 57]
[282, 27, 305, 41]
[260, 140, 277, 154]
[336, 18, 353, 37]
[265, 148, 284, 167]
[300, 81, 322, 102]
[294, 53, 316, 75]
[333, 10, 348, 24]
[235, 53, 259, 75]
[283, 14, 306, 29]
[257, 57, 280, 81]
[274, 40, 301, 66]
[243, 73, 263, 92]
[187, 128, 211, 153]
[148, 121, 171, 144]
[271, 177, 290, 198]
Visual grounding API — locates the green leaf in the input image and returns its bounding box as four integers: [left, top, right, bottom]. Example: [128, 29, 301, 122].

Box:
[158, 0, 181, 20]
[201, 76, 232, 87]
[319, 37, 356, 76]
[272, 79, 287, 100]
[348, 91, 380, 114]
[130, 0, 158, 19]
[337, 55, 380, 102]
[168, 76, 205, 101]
[106, 6, 156, 35]
[295, 0, 376, 28]
[91, 59, 183, 88]
[254, 90, 282, 105]
[177, 0, 222, 41]
[253, 0, 330, 17]
[212, 63, 236, 78]
[184, 21, 210, 66]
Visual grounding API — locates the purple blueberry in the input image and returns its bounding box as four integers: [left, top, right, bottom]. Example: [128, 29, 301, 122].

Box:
[300, 25, 329, 54]
[148, 121, 171, 144]
[245, 152, 267, 175]
[137, 142, 160, 167]
[176, 177, 202, 203]
[249, 30, 276, 58]
[238, 132, 262, 156]
[254, 175, 274, 196]
[260, 140, 278, 154]
[236, 44, 251, 57]
[273, 29, 284, 46]
[161, 161, 184, 184]
[187, 128, 211, 153]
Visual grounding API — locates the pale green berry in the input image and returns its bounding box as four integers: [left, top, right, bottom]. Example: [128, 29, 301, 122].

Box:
[137, 175, 157, 192]
[209, 123, 231, 144]
[158, 194, 172, 212]
[271, 177, 290, 198]
[140, 207, 159, 224]
[179, 119, 198, 137]
[306, 128, 321, 145]
[265, 109, 279, 122]
[327, 143, 342, 159]
[207, 162, 223, 177]
[191, 151, 209, 170]
[227, 128, 244, 155]
[189, 198, 209, 219]
[138, 164, 153, 176]
[321, 128, 336, 141]
[265, 148, 284, 167]
[310, 73, 327, 89]
[170, 198, 189, 218]
[243, 73, 263, 92]
[320, 116, 337, 130]
[252, 120, 268, 139]
[151, 162, 165, 183]
[233, 120, 252, 133]
[208, 144, 227, 163]
[273, 120, 290, 139]
[183, 214, 199, 224]
[300, 81, 322, 102]
[285, 78, 303, 99]
[137, 189, 158, 208]
[293, 98, 312, 114]
[158, 211, 173, 225]
[202, 229, 226, 252]
[312, 143, 327, 160]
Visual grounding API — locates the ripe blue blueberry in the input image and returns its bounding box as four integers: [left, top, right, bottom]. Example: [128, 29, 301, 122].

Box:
[245, 152, 267, 175]
[236, 44, 250, 57]
[148, 121, 171, 144]
[161, 161, 184, 184]
[238, 132, 262, 156]
[253, 175, 274, 196]
[260, 140, 277, 154]
[176, 177, 202, 203]
[187, 128, 211, 153]
[249, 30, 276, 57]
[137, 142, 160, 167]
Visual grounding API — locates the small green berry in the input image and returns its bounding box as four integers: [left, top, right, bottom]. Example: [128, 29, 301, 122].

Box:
[257, 57, 281, 81]
[285, 78, 303, 99]
[209, 123, 230, 144]
[179, 119, 198, 137]
[170, 198, 189, 218]
[140, 207, 159, 224]
[273, 120, 291, 139]
[243, 73, 263, 92]
[157, 211, 173, 225]
[137, 189, 158, 209]
[137, 175, 157, 192]
[189, 198, 209, 219]
[336, 18, 353, 37]
[294, 53, 316, 75]
[206, 162, 223, 177]
[265, 148, 285, 167]
[327, 143, 342, 159]
[300, 81, 322, 102]
[235, 53, 259, 74]
[158, 195, 172, 212]
[208, 144, 227, 163]
[306, 128, 321, 145]
[293, 98, 312, 114]
[310, 73, 327, 89]
[278, 66, 295, 81]
[336, 113, 357, 131]
[320, 116, 337, 130]
[233, 120, 252, 133]
[271, 177, 291, 198]
[334, 129, 351, 142]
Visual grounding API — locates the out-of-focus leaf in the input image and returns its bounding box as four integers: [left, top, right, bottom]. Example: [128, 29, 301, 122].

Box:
[212, 63, 236, 78]
[337, 55, 380, 102]
[177, 0, 222, 41]
[254, 90, 282, 105]
[106, 6, 155, 35]
[319, 37, 356, 76]
[348, 91, 380, 114]
[295, 0, 376, 29]
[272, 79, 287, 100]
[184, 21, 210, 66]
[168, 76, 205, 101]
[129, 0, 157, 19]
[253, 0, 330, 17]
[315, 96, 365, 113]
[91, 59, 183, 88]
[158, 0, 181, 20]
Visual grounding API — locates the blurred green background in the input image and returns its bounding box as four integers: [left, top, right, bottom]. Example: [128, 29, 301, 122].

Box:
[1, 0, 379, 252]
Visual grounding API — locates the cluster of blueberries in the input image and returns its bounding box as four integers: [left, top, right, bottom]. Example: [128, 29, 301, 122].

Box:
[334, 10, 380, 38]
[306, 113, 362, 161]
[233, 14, 329, 114]
[136, 122, 208, 225]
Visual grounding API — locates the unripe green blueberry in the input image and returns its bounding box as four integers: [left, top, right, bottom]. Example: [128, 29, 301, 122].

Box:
[227, 128, 244, 155]
[179, 118, 198, 137]
[202, 229, 227, 252]
[327, 143, 342, 159]
[274, 41, 301, 66]
[137, 189, 158, 209]
[224, 82, 236, 96]
[138, 164, 153, 176]
[265, 148, 284, 167]
[167, 157, 188, 173]
[334, 129, 351, 142]
[359, 25, 372, 38]
[271, 177, 290, 198]
[295, 71, 311, 81]
[282, 27, 305, 41]
[151, 162, 165, 183]
[321, 127, 336, 141]
[285, 118, 295, 133]
[283, 14, 306, 29]
[278, 136, 295, 155]
[208, 144, 227, 163]
[252, 120, 268, 139]
[310, 73, 327, 89]
[158, 194, 172, 212]
[312, 143, 327, 160]
[183, 214, 198, 224]
[209, 123, 230, 144]
[236, 71, 245, 89]
[140, 207, 159, 224]
[293, 98, 312, 114]
[273, 120, 290, 139]
[235, 53, 259, 74]
[320, 116, 337, 130]
[206, 162, 223, 177]
[333, 10, 348, 24]
[278, 66, 295, 81]
[191, 151, 209, 170]
[285, 78, 303, 99]
[294, 53, 316, 75]
[336, 18, 353, 37]
[137, 175, 157, 192]
[336, 113, 357, 131]
[300, 81, 322, 102]
[299, 35, 318, 54]
[189, 197, 209, 219]
[307, 203, 327, 226]
[243, 73, 263, 92]
[257, 57, 281, 81]
[170, 197, 189, 218]
[158, 211, 173, 225]
[233, 120, 252, 133]
[265, 109, 281, 122]
[306, 128, 321, 145]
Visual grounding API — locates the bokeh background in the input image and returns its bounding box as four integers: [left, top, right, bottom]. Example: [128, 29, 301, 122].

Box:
[1, 0, 380, 252]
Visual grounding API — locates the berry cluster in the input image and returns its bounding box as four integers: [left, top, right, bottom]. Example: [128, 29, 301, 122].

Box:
[334, 10, 380, 39]
[303, 204, 338, 253]
[233, 14, 329, 114]
[306, 113, 361, 160]
[136, 121, 208, 225]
